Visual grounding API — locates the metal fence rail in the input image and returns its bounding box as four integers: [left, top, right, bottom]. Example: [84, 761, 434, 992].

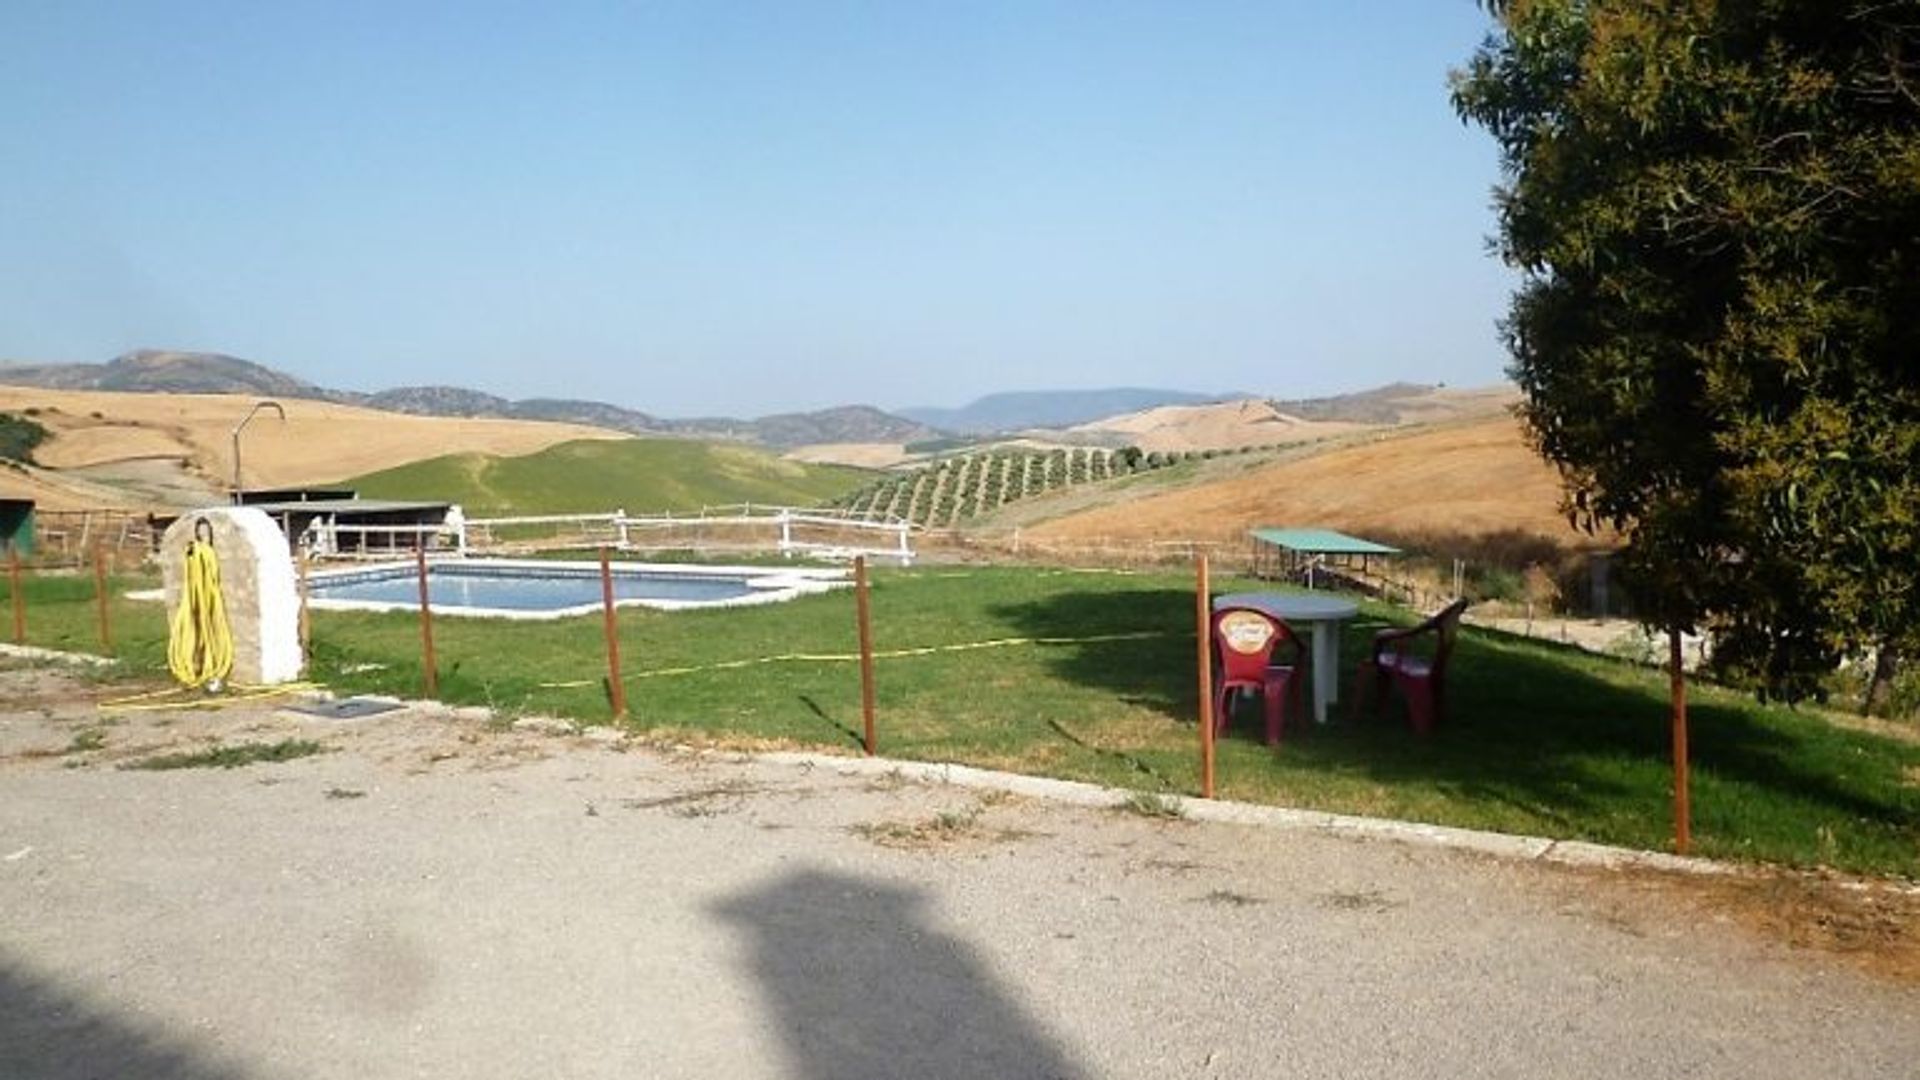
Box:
[456, 507, 914, 564]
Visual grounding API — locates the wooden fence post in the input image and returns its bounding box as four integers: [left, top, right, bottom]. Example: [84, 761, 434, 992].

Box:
[93, 543, 112, 651]
[7, 543, 23, 646]
[1670, 628, 1691, 855]
[415, 545, 438, 698]
[296, 548, 312, 665]
[1196, 554, 1214, 799]
[855, 556, 877, 756]
[600, 547, 627, 719]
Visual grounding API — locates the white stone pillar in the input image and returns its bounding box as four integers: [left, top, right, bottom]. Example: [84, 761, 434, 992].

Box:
[159, 507, 303, 685]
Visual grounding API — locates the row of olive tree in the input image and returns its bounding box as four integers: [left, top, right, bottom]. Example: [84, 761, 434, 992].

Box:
[1454, 0, 1919, 714]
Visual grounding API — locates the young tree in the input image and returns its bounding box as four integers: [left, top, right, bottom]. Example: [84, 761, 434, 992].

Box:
[1454, 1, 1920, 711]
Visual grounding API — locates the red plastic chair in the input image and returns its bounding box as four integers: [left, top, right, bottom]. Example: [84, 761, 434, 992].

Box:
[1353, 598, 1469, 734]
[1211, 607, 1304, 746]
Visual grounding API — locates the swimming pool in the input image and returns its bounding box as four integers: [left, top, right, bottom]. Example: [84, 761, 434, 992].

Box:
[306, 559, 847, 619]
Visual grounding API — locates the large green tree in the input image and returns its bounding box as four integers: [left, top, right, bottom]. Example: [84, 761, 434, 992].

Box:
[1454, 0, 1920, 710]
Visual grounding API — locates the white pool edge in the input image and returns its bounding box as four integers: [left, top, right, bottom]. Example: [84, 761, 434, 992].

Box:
[132, 557, 851, 620]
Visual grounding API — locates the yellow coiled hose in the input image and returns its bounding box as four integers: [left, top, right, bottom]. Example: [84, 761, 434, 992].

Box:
[168, 537, 234, 689]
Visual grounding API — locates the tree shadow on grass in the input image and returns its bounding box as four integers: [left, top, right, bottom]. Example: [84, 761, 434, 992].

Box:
[0, 950, 255, 1080]
[987, 588, 1197, 715]
[712, 867, 1088, 1080]
[992, 588, 1920, 859]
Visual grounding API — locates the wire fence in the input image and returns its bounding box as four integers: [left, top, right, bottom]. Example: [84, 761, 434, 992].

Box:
[15, 510, 158, 571]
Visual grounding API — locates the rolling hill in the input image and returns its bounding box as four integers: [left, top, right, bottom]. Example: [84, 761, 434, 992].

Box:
[344, 438, 874, 516]
[1067, 399, 1369, 453]
[1021, 415, 1592, 551]
[0, 387, 625, 510]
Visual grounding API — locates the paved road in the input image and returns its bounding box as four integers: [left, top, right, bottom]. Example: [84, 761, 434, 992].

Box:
[2, 699, 1917, 1079]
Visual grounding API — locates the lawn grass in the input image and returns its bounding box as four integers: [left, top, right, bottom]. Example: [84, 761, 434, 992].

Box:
[10, 561, 1917, 876]
[342, 437, 872, 515]
[0, 567, 169, 674]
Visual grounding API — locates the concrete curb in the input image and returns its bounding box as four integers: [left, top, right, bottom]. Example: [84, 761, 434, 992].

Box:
[755, 750, 1737, 879]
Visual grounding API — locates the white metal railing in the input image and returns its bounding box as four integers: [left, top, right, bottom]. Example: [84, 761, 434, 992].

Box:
[458, 506, 914, 565]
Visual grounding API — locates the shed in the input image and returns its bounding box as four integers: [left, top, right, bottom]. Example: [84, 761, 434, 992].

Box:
[1248, 527, 1399, 588]
[154, 499, 456, 556]
[0, 498, 33, 557]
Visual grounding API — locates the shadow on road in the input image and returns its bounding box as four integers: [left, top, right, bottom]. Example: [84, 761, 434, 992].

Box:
[713, 868, 1087, 1080]
[0, 949, 254, 1080]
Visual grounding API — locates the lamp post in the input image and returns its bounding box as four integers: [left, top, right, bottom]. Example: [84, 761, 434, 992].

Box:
[231, 400, 286, 503]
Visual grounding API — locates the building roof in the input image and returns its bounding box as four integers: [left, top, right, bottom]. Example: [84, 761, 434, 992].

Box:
[241, 499, 450, 516]
[1249, 527, 1400, 556]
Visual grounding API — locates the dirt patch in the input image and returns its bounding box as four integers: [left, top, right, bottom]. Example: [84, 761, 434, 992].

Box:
[1315, 888, 1404, 914]
[623, 780, 765, 818]
[1538, 863, 1920, 986]
[850, 802, 1035, 851]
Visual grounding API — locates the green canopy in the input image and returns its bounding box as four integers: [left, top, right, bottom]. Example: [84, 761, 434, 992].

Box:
[1249, 527, 1399, 556]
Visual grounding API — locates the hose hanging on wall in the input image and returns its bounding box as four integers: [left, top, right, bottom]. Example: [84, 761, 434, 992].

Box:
[168, 519, 234, 689]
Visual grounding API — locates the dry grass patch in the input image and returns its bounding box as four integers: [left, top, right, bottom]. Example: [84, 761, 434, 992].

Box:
[1542, 864, 1920, 985]
[850, 803, 1034, 851]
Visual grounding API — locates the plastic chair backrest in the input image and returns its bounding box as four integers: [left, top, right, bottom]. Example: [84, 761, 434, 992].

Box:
[1213, 607, 1286, 683]
[1430, 598, 1470, 674]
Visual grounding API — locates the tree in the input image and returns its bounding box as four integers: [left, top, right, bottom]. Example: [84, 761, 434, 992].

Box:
[1453, 1, 1920, 712]
[0, 413, 48, 464]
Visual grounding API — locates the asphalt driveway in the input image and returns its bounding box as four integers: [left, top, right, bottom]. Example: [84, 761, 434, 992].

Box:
[2, 673, 1916, 1079]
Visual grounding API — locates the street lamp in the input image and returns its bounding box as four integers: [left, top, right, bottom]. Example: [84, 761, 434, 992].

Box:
[231, 400, 286, 504]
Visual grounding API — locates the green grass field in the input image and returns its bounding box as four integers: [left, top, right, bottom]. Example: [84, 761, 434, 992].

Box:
[341, 437, 873, 515]
[8, 563, 1917, 877]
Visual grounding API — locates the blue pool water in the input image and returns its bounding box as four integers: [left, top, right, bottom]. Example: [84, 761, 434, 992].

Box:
[311, 564, 758, 613]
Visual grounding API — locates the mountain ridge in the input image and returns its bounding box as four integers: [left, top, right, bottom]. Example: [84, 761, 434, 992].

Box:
[0, 351, 930, 449]
[896, 387, 1235, 434]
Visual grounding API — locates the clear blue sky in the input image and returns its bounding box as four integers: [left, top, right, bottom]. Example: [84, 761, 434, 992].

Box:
[1, 1, 1510, 418]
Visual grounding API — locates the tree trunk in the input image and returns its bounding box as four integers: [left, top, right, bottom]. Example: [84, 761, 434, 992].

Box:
[1862, 644, 1897, 717]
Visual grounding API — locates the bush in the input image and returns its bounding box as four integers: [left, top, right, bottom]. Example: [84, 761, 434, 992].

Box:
[1468, 566, 1526, 603]
[0, 413, 49, 464]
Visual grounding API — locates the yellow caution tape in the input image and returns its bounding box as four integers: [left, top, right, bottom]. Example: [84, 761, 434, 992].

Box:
[99, 682, 322, 713]
[535, 630, 1173, 689]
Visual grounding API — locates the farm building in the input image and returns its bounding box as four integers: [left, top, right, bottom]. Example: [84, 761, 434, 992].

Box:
[156, 492, 458, 556]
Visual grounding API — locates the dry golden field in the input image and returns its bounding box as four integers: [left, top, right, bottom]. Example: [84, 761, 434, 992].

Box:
[0, 388, 622, 510]
[1026, 415, 1589, 550]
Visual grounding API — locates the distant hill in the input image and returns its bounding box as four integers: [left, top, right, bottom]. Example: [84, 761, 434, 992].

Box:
[367, 388, 667, 435]
[363, 385, 514, 417]
[346, 438, 871, 516]
[513, 397, 664, 434]
[1271, 382, 1517, 425]
[897, 388, 1230, 434]
[0, 349, 340, 399]
[0, 350, 927, 448]
[729, 405, 937, 448]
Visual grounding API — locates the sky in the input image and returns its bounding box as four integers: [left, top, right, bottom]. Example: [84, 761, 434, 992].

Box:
[1, 2, 1513, 419]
